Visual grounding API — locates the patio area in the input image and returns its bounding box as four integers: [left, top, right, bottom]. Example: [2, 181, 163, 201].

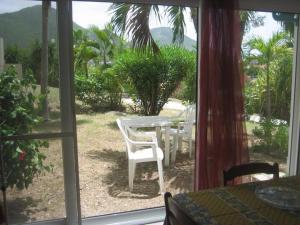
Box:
[5, 101, 288, 224]
[6, 106, 195, 224]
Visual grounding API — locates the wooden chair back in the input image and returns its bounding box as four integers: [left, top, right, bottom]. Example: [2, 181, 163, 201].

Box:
[223, 162, 279, 186]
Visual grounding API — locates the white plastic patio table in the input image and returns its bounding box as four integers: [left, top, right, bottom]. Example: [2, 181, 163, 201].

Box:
[122, 116, 173, 166]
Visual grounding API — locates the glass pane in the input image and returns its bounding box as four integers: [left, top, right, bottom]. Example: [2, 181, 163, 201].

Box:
[0, 0, 61, 135]
[242, 11, 294, 179]
[72, 1, 197, 217]
[4, 138, 65, 224]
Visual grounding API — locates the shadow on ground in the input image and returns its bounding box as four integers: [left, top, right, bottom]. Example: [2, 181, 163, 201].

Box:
[86, 146, 194, 199]
[107, 121, 119, 130]
[6, 197, 47, 224]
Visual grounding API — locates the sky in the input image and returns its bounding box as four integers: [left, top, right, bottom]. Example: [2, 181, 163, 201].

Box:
[0, 0, 282, 41]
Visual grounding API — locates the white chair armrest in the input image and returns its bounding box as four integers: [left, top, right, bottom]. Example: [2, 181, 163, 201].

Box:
[132, 131, 156, 139]
[127, 126, 156, 139]
[130, 140, 158, 148]
[130, 141, 160, 157]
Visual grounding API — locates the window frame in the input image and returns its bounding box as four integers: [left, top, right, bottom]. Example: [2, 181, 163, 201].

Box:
[2, 0, 300, 224]
[57, 0, 300, 224]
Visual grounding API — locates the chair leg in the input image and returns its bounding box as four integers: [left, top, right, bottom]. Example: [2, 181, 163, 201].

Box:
[132, 162, 136, 181]
[128, 160, 134, 191]
[157, 159, 164, 194]
[156, 127, 161, 147]
[171, 135, 178, 163]
[178, 136, 182, 152]
[188, 138, 193, 158]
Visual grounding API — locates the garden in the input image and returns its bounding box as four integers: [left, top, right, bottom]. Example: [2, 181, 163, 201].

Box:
[0, 7, 294, 224]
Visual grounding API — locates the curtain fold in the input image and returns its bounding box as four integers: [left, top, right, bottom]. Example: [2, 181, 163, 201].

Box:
[195, 0, 249, 190]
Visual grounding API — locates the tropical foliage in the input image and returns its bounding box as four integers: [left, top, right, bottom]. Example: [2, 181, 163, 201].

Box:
[73, 29, 97, 77]
[243, 32, 293, 156]
[244, 32, 293, 121]
[75, 68, 123, 111]
[5, 41, 59, 88]
[252, 120, 289, 155]
[109, 4, 194, 53]
[74, 26, 126, 77]
[0, 68, 51, 189]
[113, 46, 195, 115]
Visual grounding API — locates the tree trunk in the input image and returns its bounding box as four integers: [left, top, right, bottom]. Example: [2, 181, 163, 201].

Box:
[41, 1, 50, 121]
[84, 61, 88, 77]
[266, 64, 271, 120]
[103, 52, 107, 67]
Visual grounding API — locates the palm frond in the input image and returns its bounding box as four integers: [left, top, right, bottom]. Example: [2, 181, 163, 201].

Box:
[127, 5, 160, 53]
[109, 3, 131, 35]
[152, 5, 161, 23]
[90, 25, 109, 43]
[166, 6, 186, 43]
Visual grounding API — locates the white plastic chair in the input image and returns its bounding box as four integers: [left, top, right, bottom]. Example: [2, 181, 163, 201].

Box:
[116, 118, 164, 193]
[167, 104, 196, 161]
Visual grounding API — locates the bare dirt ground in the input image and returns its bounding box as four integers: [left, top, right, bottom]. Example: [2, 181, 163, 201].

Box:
[6, 110, 194, 224]
[6, 109, 287, 224]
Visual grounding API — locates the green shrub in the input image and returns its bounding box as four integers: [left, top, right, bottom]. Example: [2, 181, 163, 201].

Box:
[173, 50, 197, 103]
[244, 47, 292, 121]
[0, 68, 51, 189]
[273, 124, 289, 154]
[27, 40, 59, 88]
[75, 68, 123, 111]
[113, 46, 195, 115]
[251, 119, 289, 156]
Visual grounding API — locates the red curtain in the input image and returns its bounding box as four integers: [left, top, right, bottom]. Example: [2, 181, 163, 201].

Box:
[195, 0, 249, 190]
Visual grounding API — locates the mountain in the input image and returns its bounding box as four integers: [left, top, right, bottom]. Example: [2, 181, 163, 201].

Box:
[0, 7, 196, 50]
[0, 5, 83, 48]
[150, 27, 196, 51]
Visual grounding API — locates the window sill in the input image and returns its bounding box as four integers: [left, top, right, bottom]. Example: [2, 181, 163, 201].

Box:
[20, 207, 165, 225]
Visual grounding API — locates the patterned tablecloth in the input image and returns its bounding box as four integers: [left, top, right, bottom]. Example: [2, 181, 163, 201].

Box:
[173, 176, 300, 225]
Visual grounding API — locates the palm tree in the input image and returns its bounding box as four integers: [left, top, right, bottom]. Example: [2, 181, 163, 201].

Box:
[73, 26, 125, 76]
[41, 1, 50, 121]
[110, 4, 161, 53]
[240, 11, 264, 42]
[73, 29, 97, 77]
[89, 24, 122, 67]
[247, 32, 291, 120]
[110, 4, 264, 53]
[110, 4, 194, 53]
[74, 43, 97, 77]
[272, 12, 296, 36]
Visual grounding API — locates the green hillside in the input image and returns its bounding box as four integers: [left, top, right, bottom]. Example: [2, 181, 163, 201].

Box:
[0, 6, 196, 51]
[0, 5, 82, 48]
[150, 27, 197, 51]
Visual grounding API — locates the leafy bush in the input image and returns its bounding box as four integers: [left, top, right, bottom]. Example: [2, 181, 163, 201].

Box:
[28, 40, 59, 88]
[251, 119, 289, 156]
[5, 41, 60, 88]
[244, 42, 293, 121]
[172, 50, 197, 103]
[75, 68, 123, 111]
[113, 46, 195, 115]
[0, 68, 51, 189]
